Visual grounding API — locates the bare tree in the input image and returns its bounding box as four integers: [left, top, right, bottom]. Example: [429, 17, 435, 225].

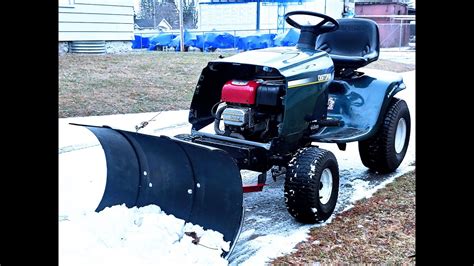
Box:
[156, 0, 179, 29]
[139, 0, 154, 19]
[399, 0, 415, 8]
[138, 0, 197, 30]
[183, 0, 198, 29]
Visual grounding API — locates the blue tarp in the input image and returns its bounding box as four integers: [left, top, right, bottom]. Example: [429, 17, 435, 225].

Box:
[273, 28, 300, 47]
[132, 35, 150, 49]
[259, 33, 276, 49]
[168, 32, 234, 51]
[148, 33, 176, 50]
[143, 29, 301, 52]
[236, 33, 276, 50]
[194, 33, 235, 51]
[170, 30, 198, 51]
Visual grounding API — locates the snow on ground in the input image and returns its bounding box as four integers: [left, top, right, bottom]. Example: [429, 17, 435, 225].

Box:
[59, 204, 229, 266]
[59, 110, 191, 154]
[59, 70, 415, 265]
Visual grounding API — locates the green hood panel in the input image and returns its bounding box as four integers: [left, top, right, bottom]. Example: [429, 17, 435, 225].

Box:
[214, 47, 329, 79]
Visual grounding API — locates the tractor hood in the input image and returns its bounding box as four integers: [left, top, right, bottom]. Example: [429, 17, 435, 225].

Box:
[214, 47, 329, 77]
[189, 46, 334, 137]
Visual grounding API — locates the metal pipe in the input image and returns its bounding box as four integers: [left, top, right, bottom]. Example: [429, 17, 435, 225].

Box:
[399, 19, 402, 50]
[214, 106, 226, 135]
[256, 0, 261, 30]
[153, 0, 156, 29]
[179, 0, 185, 52]
[191, 131, 272, 150]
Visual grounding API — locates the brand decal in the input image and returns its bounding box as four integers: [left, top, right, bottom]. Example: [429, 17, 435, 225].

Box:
[318, 73, 331, 82]
[327, 97, 335, 110]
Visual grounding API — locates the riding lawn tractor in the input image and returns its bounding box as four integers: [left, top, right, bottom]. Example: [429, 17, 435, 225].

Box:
[73, 11, 411, 256]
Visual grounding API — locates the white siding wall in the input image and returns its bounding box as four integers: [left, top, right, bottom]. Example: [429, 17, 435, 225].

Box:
[199, 3, 256, 31]
[198, 0, 344, 32]
[59, 0, 134, 41]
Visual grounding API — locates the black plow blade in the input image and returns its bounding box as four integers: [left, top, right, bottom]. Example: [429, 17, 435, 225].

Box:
[72, 124, 244, 257]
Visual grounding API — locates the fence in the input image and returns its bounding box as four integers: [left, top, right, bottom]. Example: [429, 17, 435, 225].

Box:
[133, 28, 290, 52]
[133, 15, 415, 52]
[133, 28, 280, 51]
[355, 15, 415, 49]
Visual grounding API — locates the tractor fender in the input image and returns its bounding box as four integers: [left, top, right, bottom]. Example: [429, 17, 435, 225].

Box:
[314, 69, 407, 143]
[370, 72, 407, 140]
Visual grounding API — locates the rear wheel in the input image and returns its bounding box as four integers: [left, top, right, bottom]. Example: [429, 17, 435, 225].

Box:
[284, 147, 339, 223]
[359, 98, 411, 173]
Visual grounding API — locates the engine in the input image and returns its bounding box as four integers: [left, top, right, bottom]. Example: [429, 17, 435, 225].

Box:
[214, 79, 285, 142]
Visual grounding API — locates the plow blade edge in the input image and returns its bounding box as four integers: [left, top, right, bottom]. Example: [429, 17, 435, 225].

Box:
[74, 124, 243, 254]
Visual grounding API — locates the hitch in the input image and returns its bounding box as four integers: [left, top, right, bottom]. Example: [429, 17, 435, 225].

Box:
[271, 165, 286, 181]
[242, 172, 267, 193]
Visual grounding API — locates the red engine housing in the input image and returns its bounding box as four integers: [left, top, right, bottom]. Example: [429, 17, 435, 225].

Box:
[221, 80, 260, 105]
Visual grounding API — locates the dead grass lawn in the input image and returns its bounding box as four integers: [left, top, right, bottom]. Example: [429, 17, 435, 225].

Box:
[59, 51, 414, 118]
[272, 171, 416, 264]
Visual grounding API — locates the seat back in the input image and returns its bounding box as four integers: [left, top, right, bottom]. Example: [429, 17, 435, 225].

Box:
[316, 18, 380, 69]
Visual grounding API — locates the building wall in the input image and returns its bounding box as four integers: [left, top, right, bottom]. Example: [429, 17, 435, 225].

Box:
[59, 0, 135, 41]
[197, 0, 344, 32]
[355, 3, 410, 47]
[355, 3, 407, 16]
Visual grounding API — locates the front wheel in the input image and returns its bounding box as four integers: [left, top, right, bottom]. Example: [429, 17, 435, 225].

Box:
[284, 147, 339, 223]
[359, 98, 411, 173]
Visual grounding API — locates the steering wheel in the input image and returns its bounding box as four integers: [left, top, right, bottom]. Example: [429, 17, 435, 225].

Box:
[285, 11, 339, 34]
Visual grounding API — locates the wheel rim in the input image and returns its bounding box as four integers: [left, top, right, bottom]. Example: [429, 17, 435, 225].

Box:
[394, 118, 407, 154]
[319, 168, 333, 204]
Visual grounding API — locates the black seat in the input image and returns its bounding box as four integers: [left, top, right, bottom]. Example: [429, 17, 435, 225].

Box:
[316, 18, 379, 70]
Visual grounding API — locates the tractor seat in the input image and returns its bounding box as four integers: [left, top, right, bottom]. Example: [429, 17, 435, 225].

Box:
[316, 18, 380, 70]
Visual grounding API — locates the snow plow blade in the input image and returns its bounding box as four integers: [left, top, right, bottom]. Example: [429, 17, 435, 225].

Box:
[72, 124, 244, 256]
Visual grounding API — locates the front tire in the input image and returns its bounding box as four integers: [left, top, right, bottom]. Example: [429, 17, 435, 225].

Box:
[359, 98, 411, 173]
[284, 147, 339, 223]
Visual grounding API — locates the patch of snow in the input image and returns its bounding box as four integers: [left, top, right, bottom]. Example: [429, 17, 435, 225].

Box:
[105, 41, 133, 54]
[237, 229, 256, 239]
[350, 179, 371, 202]
[351, 171, 410, 203]
[59, 204, 229, 266]
[233, 230, 311, 266]
[59, 110, 190, 153]
[59, 42, 69, 55]
[309, 163, 316, 179]
[59, 146, 107, 218]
